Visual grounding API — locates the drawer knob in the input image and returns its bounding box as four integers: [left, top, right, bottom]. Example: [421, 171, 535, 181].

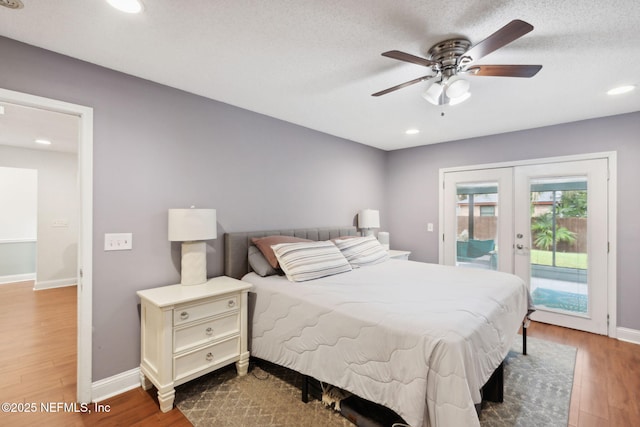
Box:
[180, 311, 189, 320]
[205, 327, 213, 336]
[206, 352, 214, 361]
[227, 300, 235, 308]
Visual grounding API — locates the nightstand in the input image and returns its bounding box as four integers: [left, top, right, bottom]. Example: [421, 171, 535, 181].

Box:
[137, 276, 252, 412]
[388, 250, 411, 260]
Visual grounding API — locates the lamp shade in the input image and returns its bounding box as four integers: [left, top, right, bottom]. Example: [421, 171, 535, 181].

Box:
[168, 208, 217, 242]
[422, 81, 443, 105]
[445, 77, 470, 99]
[358, 209, 380, 229]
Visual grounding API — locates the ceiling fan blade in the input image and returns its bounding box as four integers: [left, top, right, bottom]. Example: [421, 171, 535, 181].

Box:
[464, 19, 534, 62]
[372, 75, 433, 97]
[465, 64, 542, 78]
[381, 50, 437, 68]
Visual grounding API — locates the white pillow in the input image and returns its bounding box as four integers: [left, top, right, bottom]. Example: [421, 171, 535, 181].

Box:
[334, 235, 389, 267]
[271, 240, 352, 282]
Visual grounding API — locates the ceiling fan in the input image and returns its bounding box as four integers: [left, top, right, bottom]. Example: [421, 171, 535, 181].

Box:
[372, 19, 542, 105]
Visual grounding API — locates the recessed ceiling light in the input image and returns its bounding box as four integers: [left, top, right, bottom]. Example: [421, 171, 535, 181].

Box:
[35, 139, 52, 145]
[405, 129, 420, 135]
[106, 0, 144, 14]
[0, 0, 24, 10]
[607, 85, 635, 95]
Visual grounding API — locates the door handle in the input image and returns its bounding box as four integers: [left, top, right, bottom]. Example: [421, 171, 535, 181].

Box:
[516, 244, 524, 249]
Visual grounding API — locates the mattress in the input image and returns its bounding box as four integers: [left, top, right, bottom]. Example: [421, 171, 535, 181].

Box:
[244, 259, 528, 427]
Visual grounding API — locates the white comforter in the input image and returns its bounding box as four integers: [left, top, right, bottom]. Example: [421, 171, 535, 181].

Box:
[244, 259, 528, 427]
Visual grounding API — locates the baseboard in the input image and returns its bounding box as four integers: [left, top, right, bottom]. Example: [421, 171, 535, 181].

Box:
[617, 327, 640, 345]
[34, 277, 76, 290]
[92, 367, 141, 403]
[0, 273, 36, 285]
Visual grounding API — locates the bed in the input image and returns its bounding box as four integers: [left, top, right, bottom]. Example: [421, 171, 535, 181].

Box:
[224, 226, 529, 427]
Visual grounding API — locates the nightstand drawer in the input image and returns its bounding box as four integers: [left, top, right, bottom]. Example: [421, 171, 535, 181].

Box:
[173, 295, 239, 326]
[174, 336, 240, 382]
[174, 312, 240, 353]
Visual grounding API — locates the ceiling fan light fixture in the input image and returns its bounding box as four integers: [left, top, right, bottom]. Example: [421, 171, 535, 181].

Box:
[445, 77, 470, 99]
[422, 82, 443, 105]
[448, 92, 471, 106]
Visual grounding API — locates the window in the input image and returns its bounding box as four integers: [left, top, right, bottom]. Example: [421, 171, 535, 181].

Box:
[480, 206, 495, 217]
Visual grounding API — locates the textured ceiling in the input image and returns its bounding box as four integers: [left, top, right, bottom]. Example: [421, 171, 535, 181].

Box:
[0, 102, 79, 153]
[0, 0, 639, 151]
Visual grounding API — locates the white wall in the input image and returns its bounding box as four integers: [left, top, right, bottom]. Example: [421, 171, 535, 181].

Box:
[0, 145, 79, 289]
[0, 166, 37, 283]
[0, 166, 37, 240]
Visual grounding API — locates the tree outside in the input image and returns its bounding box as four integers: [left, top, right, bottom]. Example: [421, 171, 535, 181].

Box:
[531, 190, 587, 268]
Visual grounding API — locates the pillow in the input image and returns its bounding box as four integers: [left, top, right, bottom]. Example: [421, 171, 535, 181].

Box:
[248, 245, 279, 277]
[334, 235, 389, 267]
[252, 235, 312, 268]
[271, 240, 352, 282]
[329, 235, 359, 243]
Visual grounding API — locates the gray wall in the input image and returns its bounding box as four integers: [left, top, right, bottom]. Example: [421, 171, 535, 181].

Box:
[386, 113, 640, 330]
[1, 35, 638, 383]
[0, 37, 387, 380]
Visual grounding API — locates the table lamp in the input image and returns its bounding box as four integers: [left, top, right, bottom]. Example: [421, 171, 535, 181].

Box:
[358, 209, 380, 237]
[168, 207, 217, 286]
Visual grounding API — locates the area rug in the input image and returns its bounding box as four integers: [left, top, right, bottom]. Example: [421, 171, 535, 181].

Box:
[175, 336, 576, 427]
[479, 336, 576, 427]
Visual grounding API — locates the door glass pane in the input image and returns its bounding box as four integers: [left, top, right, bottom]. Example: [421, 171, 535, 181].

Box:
[529, 177, 588, 316]
[456, 182, 498, 270]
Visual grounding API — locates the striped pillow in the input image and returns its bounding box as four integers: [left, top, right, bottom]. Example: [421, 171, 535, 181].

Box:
[252, 235, 312, 268]
[334, 235, 389, 267]
[271, 241, 352, 282]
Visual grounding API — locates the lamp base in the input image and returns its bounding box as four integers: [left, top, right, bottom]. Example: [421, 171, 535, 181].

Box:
[362, 229, 375, 237]
[180, 241, 207, 286]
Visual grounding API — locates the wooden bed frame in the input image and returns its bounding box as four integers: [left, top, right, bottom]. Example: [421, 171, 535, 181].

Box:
[223, 226, 529, 417]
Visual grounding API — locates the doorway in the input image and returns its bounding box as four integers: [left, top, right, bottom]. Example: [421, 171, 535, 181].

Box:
[440, 153, 616, 336]
[0, 88, 93, 402]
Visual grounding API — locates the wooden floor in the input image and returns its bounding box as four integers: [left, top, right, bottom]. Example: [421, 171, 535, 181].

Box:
[0, 280, 638, 426]
[526, 321, 640, 427]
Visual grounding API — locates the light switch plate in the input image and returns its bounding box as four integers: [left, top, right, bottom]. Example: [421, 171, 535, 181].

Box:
[104, 233, 133, 251]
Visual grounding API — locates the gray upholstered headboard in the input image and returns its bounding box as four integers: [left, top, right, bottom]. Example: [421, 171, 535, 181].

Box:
[224, 226, 358, 279]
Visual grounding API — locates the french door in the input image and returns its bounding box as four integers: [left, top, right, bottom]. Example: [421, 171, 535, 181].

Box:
[442, 157, 610, 335]
[442, 168, 513, 272]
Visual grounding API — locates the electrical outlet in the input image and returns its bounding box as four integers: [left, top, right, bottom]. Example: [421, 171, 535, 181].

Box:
[104, 233, 133, 251]
[427, 223, 434, 232]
